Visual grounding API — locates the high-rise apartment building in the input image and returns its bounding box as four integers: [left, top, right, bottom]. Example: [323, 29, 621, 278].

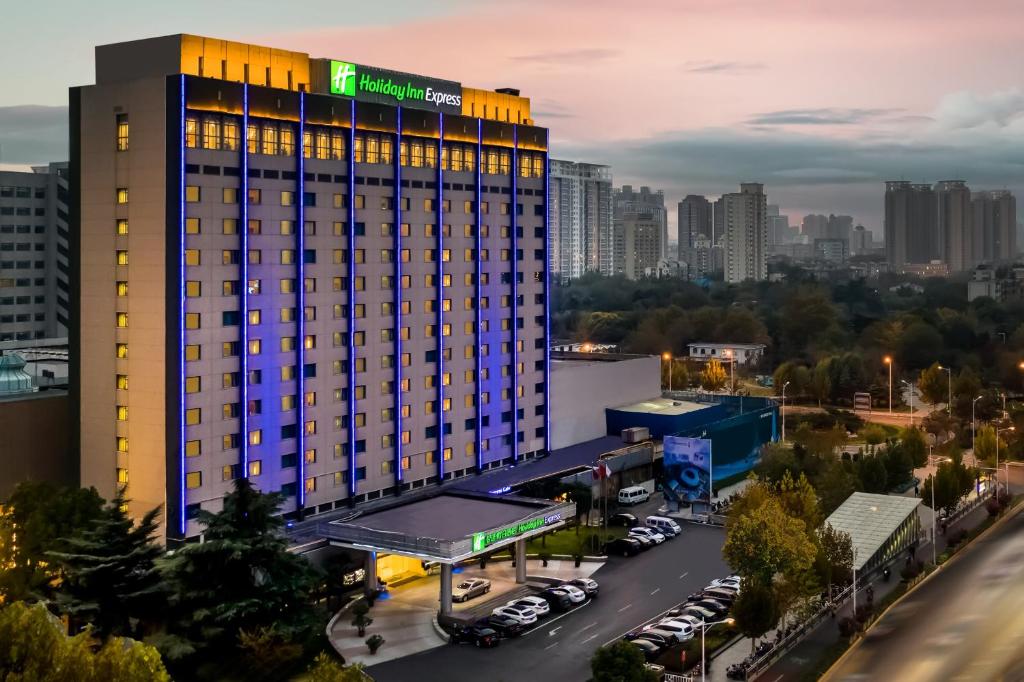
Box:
[971, 190, 1017, 263]
[936, 180, 972, 272]
[0, 163, 70, 341]
[677, 194, 711, 255]
[72, 34, 550, 542]
[766, 204, 792, 247]
[548, 160, 612, 280]
[613, 215, 661, 280]
[614, 185, 666, 259]
[723, 183, 767, 283]
[885, 181, 937, 267]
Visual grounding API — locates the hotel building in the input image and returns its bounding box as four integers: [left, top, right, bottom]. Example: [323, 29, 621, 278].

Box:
[71, 35, 550, 542]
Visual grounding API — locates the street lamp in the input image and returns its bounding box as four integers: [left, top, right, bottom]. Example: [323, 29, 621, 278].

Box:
[883, 356, 893, 414]
[662, 352, 673, 392]
[781, 381, 791, 442]
[697, 618, 734, 682]
[996, 426, 1015, 497]
[722, 349, 735, 395]
[972, 395, 983, 456]
[937, 365, 952, 414]
[928, 473, 937, 566]
[901, 380, 915, 426]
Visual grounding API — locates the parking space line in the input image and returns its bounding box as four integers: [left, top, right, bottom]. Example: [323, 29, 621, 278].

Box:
[617, 603, 632, 613]
[544, 642, 559, 650]
[581, 633, 599, 644]
[580, 622, 597, 632]
[650, 587, 660, 595]
[519, 599, 592, 638]
[679, 572, 689, 580]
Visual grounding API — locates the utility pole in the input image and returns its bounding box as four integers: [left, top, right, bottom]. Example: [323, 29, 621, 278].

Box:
[931, 474, 937, 566]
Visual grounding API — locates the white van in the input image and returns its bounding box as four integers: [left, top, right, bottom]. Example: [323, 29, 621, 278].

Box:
[645, 515, 681, 537]
[617, 486, 650, 506]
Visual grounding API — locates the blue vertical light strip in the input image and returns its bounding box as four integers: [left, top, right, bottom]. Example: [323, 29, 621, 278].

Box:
[436, 113, 445, 480]
[543, 151, 551, 454]
[394, 107, 403, 484]
[510, 127, 519, 464]
[347, 99, 357, 498]
[240, 84, 250, 476]
[474, 119, 483, 473]
[296, 92, 306, 513]
[178, 74, 186, 536]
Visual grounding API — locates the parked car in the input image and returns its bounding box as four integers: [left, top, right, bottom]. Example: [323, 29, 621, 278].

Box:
[492, 604, 537, 625]
[452, 577, 491, 603]
[629, 527, 666, 544]
[609, 512, 639, 528]
[645, 516, 682, 537]
[618, 486, 651, 506]
[679, 605, 723, 622]
[665, 613, 704, 629]
[710, 576, 742, 591]
[486, 614, 525, 637]
[560, 584, 587, 604]
[686, 599, 729, 616]
[642, 625, 686, 644]
[650, 620, 694, 641]
[634, 631, 673, 650]
[629, 534, 656, 550]
[627, 638, 661, 662]
[509, 595, 551, 616]
[699, 588, 737, 604]
[604, 537, 643, 557]
[539, 587, 573, 612]
[451, 625, 500, 648]
[566, 577, 600, 598]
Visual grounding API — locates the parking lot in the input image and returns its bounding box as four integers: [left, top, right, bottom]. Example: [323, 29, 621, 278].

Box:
[368, 521, 730, 682]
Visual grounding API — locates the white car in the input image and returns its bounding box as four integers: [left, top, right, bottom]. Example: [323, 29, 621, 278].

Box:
[667, 614, 704, 629]
[709, 577, 741, 591]
[628, 527, 666, 544]
[560, 584, 587, 603]
[452, 577, 491, 603]
[646, 620, 694, 642]
[492, 604, 538, 625]
[509, 595, 551, 616]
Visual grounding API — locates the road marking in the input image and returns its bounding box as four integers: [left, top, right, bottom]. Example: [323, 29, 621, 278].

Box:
[769, 675, 784, 682]
[544, 642, 559, 650]
[650, 587, 661, 595]
[679, 571, 689, 580]
[581, 633, 599, 644]
[618, 603, 633, 613]
[519, 599, 592, 637]
[548, 626, 562, 636]
[580, 622, 598, 632]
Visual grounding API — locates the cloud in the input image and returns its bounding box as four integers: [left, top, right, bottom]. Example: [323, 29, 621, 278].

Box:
[0, 105, 68, 164]
[510, 48, 619, 65]
[683, 61, 765, 74]
[747, 107, 902, 126]
[930, 88, 1024, 130]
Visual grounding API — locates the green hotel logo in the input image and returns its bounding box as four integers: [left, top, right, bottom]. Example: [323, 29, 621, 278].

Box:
[330, 60, 357, 96]
[471, 514, 561, 553]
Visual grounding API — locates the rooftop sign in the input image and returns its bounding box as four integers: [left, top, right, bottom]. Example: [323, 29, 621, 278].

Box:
[329, 60, 463, 114]
[471, 512, 562, 552]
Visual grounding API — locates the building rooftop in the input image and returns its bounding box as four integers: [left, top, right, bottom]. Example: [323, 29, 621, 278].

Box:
[825, 492, 922, 571]
[687, 342, 767, 350]
[611, 397, 712, 416]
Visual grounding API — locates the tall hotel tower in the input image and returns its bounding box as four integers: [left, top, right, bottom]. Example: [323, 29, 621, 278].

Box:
[71, 35, 550, 542]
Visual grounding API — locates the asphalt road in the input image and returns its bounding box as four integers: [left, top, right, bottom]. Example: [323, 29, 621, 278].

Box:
[826, 504, 1024, 681]
[367, 523, 730, 682]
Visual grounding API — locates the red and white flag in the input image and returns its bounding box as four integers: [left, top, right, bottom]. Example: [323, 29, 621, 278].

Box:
[592, 461, 611, 480]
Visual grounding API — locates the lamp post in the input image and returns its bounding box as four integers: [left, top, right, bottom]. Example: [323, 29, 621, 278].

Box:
[901, 380, 915, 426]
[884, 356, 893, 414]
[781, 381, 791, 442]
[662, 352, 672, 392]
[996, 426, 1015, 497]
[852, 547, 859, 617]
[929, 473, 937, 566]
[723, 349, 735, 395]
[972, 395, 983, 456]
[938, 365, 952, 414]
[698, 618, 734, 682]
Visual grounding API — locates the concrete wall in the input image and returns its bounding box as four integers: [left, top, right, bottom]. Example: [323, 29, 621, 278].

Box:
[551, 354, 660, 450]
[0, 391, 75, 498]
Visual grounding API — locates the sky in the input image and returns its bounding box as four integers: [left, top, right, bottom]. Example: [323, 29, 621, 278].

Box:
[4, 0, 1024, 239]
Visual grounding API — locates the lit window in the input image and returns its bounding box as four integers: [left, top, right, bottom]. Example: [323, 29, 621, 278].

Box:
[248, 429, 262, 446]
[185, 376, 201, 393]
[116, 374, 128, 390]
[185, 345, 200, 361]
[116, 281, 128, 297]
[116, 219, 129, 235]
[185, 408, 201, 425]
[117, 250, 129, 266]
[116, 114, 129, 151]
[186, 471, 202, 489]
[185, 440, 200, 457]
[116, 405, 128, 421]
[248, 460, 262, 477]
[186, 281, 201, 297]
[116, 343, 128, 359]
[185, 185, 201, 202]
[305, 477, 316, 493]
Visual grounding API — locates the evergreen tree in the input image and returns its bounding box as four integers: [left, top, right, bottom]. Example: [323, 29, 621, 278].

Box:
[162, 478, 318, 655]
[700, 358, 728, 391]
[48, 489, 164, 639]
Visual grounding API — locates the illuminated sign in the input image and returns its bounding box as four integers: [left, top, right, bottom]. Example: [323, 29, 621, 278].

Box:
[471, 513, 562, 552]
[329, 60, 463, 114]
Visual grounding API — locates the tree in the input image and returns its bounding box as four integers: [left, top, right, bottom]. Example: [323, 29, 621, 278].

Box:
[861, 424, 888, 447]
[756, 443, 800, 483]
[724, 498, 817, 585]
[856, 454, 888, 493]
[590, 640, 658, 682]
[731, 579, 781, 652]
[48, 489, 165, 639]
[810, 361, 833, 406]
[816, 524, 854, 595]
[975, 424, 998, 466]
[881, 444, 913, 489]
[773, 361, 807, 397]
[351, 601, 373, 637]
[0, 601, 170, 681]
[700, 358, 728, 392]
[918, 363, 947, 406]
[562, 482, 594, 535]
[900, 427, 928, 468]
[161, 478, 319, 657]
[306, 653, 366, 682]
[815, 460, 857, 517]
[0, 482, 104, 603]
[922, 449, 975, 515]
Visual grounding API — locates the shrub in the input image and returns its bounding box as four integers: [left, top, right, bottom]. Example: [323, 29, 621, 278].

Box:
[987, 500, 1002, 517]
[854, 604, 872, 624]
[366, 634, 385, 654]
[837, 616, 859, 637]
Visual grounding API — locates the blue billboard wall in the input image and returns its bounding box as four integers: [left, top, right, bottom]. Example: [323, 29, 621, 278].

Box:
[670, 395, 778, 484]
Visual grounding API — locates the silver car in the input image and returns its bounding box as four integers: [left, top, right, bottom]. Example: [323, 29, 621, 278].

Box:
[452, 577, 491, 603]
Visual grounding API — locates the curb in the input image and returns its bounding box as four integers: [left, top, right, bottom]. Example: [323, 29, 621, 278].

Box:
[430, 616, 449, 643]
[820, 499, 1024, 681]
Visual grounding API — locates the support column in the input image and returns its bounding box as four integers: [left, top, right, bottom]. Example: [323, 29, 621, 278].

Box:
[515, 539, 527, 584]
[364, 551, 379, 596]
[440, 563, 453, 616]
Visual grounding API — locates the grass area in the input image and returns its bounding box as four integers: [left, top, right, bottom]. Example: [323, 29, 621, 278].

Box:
[865, 422, 901, 438]
[490, 525, 627, 557]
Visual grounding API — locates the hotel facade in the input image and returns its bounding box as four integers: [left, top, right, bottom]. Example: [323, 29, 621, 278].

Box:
[72, 35, 550, 542]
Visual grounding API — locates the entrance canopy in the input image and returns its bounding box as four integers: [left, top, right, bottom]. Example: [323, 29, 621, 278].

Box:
[317, 491, 575, 564]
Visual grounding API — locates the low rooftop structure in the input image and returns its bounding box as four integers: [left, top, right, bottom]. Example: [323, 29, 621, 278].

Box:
[825, 492, 922, 572]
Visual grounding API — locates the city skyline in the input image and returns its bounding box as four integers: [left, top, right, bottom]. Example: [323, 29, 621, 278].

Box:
[5, 1, 1024, 237]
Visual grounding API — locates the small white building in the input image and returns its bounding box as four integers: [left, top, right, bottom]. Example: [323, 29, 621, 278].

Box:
[687, 342, 766, 366]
